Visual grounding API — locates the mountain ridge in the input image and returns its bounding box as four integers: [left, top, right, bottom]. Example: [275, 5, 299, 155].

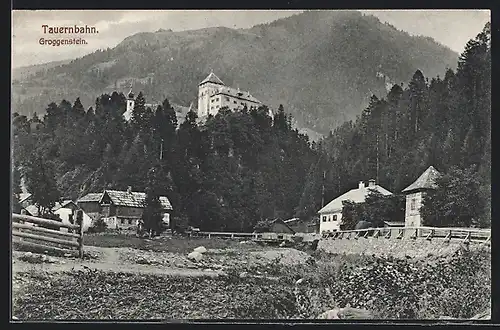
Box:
[12, 10, 458, 137]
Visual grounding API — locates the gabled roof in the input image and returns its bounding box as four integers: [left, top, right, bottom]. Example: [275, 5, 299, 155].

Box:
[318, 184, 393, 214]
[19, 193, 32, 203]
[270, 218, 296, 234]
[23, 204, 38, 217]
[23, 200, 79, 215]
[78, 192, 103, 203]
[402, 166, 441, 193]
[199, 72, 225, 86]
[102, 190, 173, 210]
[53, 200, 77, 212]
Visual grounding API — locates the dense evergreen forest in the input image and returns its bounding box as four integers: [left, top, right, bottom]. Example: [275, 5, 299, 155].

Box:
[11, 23, 490, 231]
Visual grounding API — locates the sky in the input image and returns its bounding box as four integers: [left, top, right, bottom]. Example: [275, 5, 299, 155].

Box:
[12, 10, 490, 69]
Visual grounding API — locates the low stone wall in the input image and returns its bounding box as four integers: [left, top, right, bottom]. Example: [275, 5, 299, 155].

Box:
[317, 237, 476, 259]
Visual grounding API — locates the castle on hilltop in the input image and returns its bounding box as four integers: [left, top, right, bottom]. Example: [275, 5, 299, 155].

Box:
[123, 71, 267, 121]
[197, 71, 263, 118]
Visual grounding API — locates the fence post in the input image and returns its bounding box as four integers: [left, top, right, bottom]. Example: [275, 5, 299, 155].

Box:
[77, 210, 84, 258]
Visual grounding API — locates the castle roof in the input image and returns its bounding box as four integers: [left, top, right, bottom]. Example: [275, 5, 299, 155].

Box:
[200, 72, 225, 86]
[213, 86, 262, 104]
[402, 166, 441, 193]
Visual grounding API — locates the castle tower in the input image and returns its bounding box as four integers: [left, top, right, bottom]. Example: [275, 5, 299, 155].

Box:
[124, 88, 135, 121]
[198, 71, 225, 117]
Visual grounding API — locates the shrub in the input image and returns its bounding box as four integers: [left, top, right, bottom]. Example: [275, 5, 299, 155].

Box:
[87, 217, 107, 233]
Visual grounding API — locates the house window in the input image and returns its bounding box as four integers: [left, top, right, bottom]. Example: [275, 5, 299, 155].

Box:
[216, 97, 219, 101]
[225, 97, 230, 101]
[234, 100, 237, 104]
[322, 216, 327, 222]
[410, 198, 417, 211]
[128, 219, 133, 225]
[333, 214, 338, 221]
[216, 105, 219, 109]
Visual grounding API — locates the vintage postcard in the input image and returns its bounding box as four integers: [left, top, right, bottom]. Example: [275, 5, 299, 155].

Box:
[11, 9, 491, 322]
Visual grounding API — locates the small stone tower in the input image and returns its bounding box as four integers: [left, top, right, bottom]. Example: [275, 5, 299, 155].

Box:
[124, 88, 135, 121]
[402, 165, 441, 234]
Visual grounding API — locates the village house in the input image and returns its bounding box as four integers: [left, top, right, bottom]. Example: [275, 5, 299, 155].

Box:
[317, 179, 393, 234]
[22, 199, 93, 232]
[283, 218, 318, 233]
[77, 187, 173, 230]
[18, 193, 33, 209]
[402, 165, 441, 235]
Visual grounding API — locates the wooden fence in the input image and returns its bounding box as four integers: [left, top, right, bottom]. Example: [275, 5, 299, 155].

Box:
[12, 211, 85, 258]
[191, 231, 315, 242]
[322, 226, 491, 245]
[192, 231, 263, 239]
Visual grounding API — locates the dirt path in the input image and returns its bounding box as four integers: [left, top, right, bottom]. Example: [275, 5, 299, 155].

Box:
[11, 247, 224, 278]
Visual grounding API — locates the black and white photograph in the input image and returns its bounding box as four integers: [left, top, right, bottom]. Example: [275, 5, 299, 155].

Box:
[11, 9, 491, 321]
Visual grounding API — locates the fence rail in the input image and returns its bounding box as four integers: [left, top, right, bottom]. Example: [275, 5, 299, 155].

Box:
[193, 231, 264, 239]
[322, 226, 491, 245]
[12, 212, 85, 258]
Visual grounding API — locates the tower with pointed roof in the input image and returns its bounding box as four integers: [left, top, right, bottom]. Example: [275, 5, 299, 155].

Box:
[198, 70, 225, 117]
[402, 165, 441, 233]
[124, 85, 135, 121]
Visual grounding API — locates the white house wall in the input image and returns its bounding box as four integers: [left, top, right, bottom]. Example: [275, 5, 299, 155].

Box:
[54, 208, 92, 232]
[319, 211, 342, 233]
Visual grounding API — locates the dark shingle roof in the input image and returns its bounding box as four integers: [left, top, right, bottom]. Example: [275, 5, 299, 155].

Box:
[104, 190, 173, 210]
[402, 166, 441, 193]
[78, 193, 103, 203]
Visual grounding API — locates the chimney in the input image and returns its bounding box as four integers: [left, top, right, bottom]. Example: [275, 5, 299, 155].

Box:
[127, 186, 132, 194]
[368, 179, 376, 187]
[358, 181, 365, 189]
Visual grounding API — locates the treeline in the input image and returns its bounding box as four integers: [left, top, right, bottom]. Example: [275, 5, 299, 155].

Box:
[12, 91, 318, 231]
[11, 23, 490, 230]
[312, 22, 490, 228]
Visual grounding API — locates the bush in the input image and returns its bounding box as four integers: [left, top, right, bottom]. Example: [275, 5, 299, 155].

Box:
[87, 217, 107, 233]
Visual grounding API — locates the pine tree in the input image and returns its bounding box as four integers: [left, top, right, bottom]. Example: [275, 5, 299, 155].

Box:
[141, 166, 164, 237]
[23, 153, 61, 216]
[131, 91, 147, 133]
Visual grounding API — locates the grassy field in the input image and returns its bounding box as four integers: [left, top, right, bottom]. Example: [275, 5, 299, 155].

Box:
[83, 232, 262, 254]
[12, 239, 491, 320]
